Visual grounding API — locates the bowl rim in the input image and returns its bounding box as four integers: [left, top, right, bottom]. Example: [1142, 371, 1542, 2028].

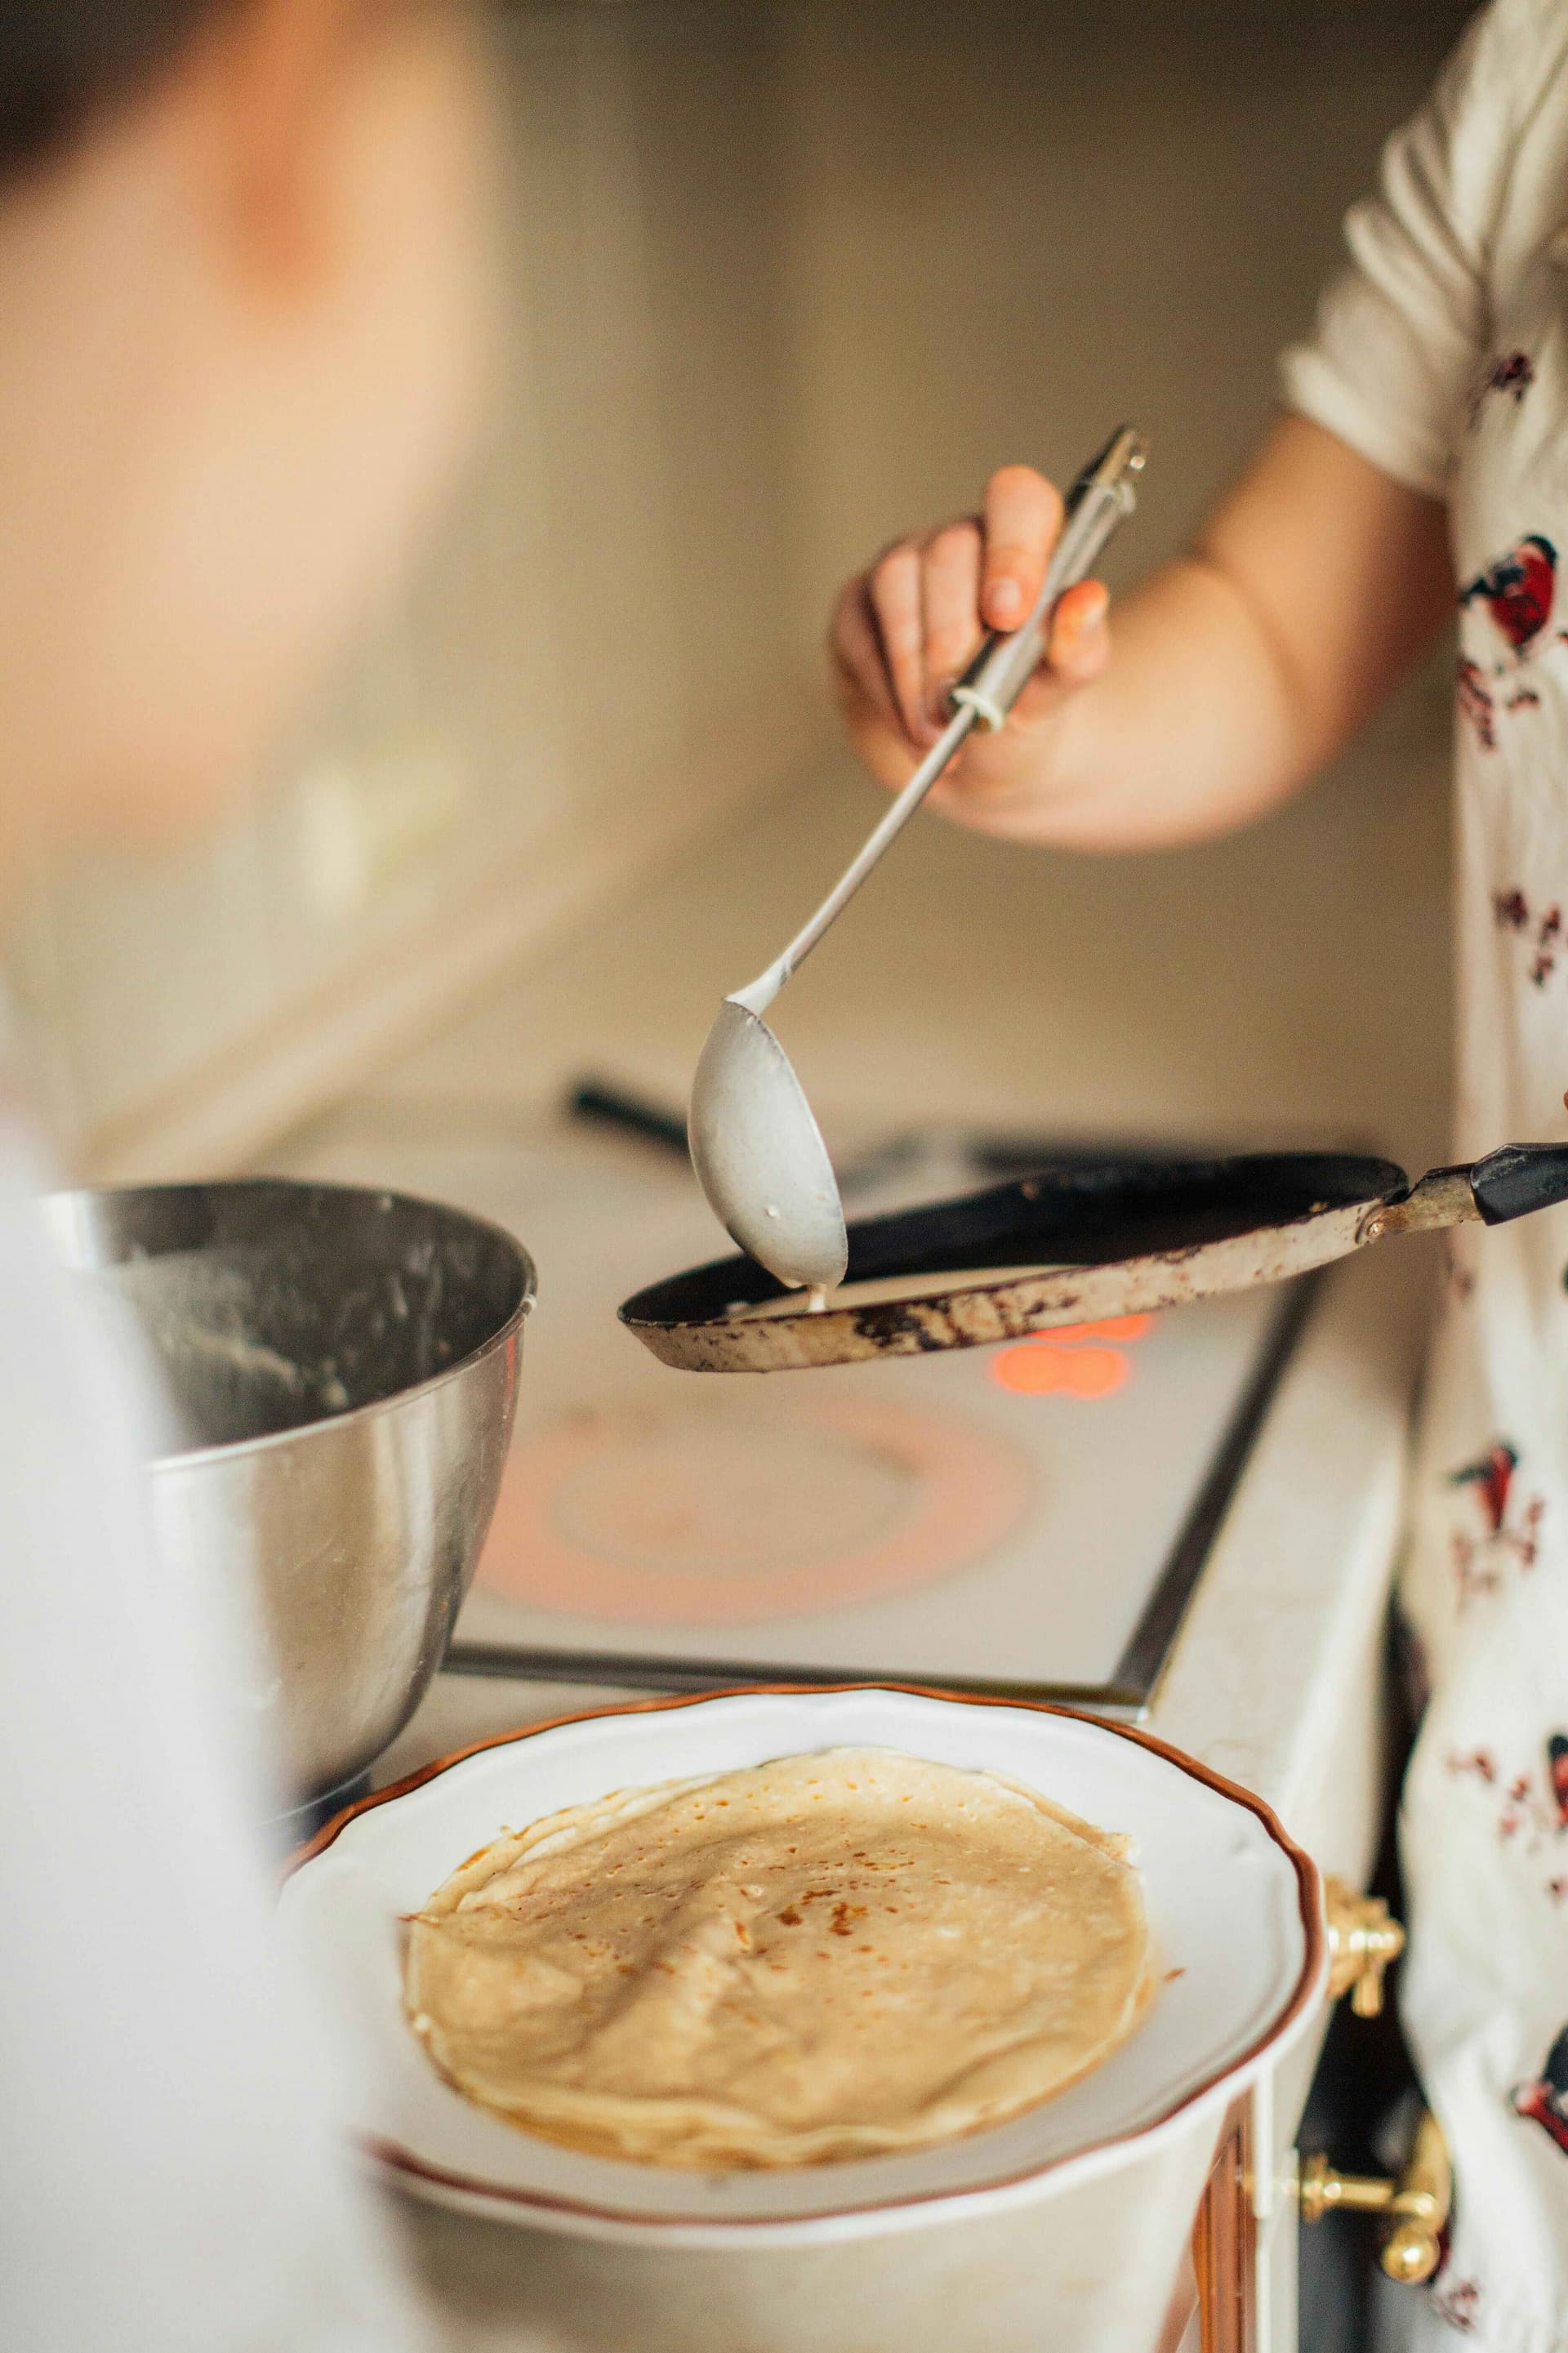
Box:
[288, 1681, 1326, 2235]
[47, 1175, 537, 1470]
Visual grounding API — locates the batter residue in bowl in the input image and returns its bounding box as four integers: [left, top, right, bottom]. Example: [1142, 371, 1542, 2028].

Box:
[403, 1746, 1153, 2169]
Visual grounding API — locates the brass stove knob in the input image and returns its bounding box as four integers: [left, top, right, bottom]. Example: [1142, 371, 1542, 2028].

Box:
[1298, 2110, 1451, 2285]
[1325, 1877, 1405, 2017]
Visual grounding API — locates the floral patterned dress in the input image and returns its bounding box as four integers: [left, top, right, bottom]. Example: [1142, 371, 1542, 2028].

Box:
[1281, 4, 1568, 2342]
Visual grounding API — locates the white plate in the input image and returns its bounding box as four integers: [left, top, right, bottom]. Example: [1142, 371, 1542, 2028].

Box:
[281, 1686, 1324, 2244]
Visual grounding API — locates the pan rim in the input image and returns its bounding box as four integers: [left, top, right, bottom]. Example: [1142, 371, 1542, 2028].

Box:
[620, 1149, 1410, 1339]
[617, 1152, 1406, 1371]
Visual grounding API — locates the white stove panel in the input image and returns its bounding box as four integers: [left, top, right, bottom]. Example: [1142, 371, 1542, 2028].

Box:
[463, 1281, 1281, 1691]
[280, 1112, 1293, 1697]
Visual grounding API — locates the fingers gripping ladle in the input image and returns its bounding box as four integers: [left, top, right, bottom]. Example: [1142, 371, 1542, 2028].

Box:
[688, 426, 1148, 1291]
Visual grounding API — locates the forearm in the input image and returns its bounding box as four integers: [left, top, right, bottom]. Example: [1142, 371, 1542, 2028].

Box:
[951, 551, 1312, 851]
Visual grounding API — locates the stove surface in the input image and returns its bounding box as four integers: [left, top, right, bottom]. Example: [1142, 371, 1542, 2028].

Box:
[314, 1106, 1306, 1714]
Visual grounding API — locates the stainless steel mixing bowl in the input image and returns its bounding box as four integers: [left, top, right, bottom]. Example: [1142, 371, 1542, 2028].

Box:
[44, 1178, 535, 1805]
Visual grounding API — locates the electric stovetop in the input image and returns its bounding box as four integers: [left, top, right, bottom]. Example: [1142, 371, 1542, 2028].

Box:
[359, 1091, 1314, 1719]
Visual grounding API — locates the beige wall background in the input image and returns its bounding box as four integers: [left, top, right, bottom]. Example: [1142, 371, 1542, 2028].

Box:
[6, 0, 1472, 1177]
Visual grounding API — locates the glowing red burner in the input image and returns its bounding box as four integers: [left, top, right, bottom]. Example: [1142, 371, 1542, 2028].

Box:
[991, 1312, 1157, 1401]
[994, 1344, 1131, 1398]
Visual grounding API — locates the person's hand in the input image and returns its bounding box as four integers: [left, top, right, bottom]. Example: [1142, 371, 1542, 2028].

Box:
[828, 465, 1111, 818]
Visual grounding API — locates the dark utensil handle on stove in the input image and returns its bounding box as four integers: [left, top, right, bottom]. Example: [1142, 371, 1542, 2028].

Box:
[567, 1073, 920, 1199]
[1468, 1140, 1568, 1224]
[567, 1078, 690, 1156]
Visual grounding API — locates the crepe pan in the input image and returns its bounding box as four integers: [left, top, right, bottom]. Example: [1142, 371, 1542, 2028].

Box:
[619, 1139, 1568, 1373]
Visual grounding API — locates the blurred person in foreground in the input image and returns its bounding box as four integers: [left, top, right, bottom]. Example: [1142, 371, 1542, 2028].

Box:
[831, 2, 1565, 2346]
[0, 2, 503, 2346]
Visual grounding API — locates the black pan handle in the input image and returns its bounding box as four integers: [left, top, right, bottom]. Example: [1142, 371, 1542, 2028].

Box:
[1470, 1140, 1568, 1224]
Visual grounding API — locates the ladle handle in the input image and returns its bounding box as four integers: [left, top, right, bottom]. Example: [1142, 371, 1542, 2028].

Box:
[950, 424, 1147, 731]
[734, 425, 1147, 1018]
[733, 700, 977, 1014]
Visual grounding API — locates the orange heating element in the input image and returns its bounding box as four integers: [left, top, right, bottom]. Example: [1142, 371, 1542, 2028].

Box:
[990, 1313, 1156, 1400]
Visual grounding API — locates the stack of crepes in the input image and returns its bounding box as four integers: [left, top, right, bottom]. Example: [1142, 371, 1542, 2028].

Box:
[404, 1746, 1153, 2169]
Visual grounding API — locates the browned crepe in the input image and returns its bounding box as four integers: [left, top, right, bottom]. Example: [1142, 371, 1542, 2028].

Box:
[404, 1747, 1152, 2169]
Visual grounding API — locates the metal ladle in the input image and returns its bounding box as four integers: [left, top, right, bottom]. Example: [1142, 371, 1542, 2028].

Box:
[688, 425, 1148, 1290]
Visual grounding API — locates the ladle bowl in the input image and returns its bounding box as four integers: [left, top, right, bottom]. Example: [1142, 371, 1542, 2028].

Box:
[687, 1000, 848, 1290]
